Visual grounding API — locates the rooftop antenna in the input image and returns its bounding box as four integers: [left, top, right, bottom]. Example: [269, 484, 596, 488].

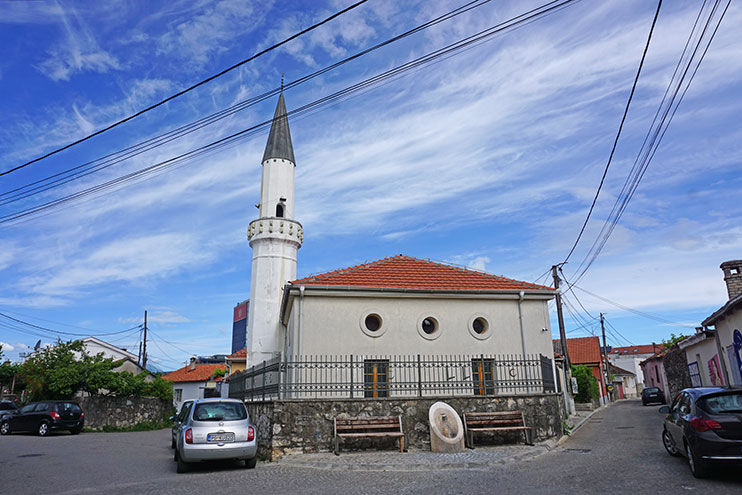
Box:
[280, 73, 284, 93]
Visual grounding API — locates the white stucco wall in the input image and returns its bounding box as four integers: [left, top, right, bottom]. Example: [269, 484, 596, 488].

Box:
[284, 291, 554, 358]
[708, 310, 742, 386]
[683, 337, 722, 386]
[171, 381, 204, 411]
[82, 338, 137, 361]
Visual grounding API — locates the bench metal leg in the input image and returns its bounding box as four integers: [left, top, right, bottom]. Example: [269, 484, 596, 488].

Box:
[399, 436, 404, 453]
[524, 430, 533, 446]
[334, 435, 339, 456]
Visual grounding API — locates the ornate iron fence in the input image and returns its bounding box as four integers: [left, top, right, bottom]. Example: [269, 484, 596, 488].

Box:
[229, 354, 556, 401]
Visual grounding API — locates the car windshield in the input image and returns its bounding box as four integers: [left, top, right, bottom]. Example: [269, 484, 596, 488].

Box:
[193, 402, 247, 422]
[699, 392, 742, 414]
[0, 403, 17, 411]
[645, 388, 659, 393]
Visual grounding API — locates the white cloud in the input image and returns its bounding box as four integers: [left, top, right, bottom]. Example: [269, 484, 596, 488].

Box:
[0, 342, 14, 352]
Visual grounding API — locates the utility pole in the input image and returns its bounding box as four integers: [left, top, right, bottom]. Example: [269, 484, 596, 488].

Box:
[142, 310, 148, 370]
[552, 264, 574, 415]
[600, 313, 609, 405]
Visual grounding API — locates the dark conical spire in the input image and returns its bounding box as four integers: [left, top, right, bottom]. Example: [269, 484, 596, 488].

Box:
[262, 92, 295, 164]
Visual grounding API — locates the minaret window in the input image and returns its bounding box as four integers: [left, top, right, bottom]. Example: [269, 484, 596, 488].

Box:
[276, 204, 284, 218]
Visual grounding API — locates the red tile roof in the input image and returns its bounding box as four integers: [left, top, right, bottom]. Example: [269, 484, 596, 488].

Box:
[292, 255, 553, 292]
[610, 344, 662, 355]
[553, 337, 602, 364]
[227, 348, 246, 360]
[163, 363, 226, 383]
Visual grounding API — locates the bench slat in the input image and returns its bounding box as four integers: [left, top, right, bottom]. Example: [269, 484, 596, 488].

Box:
[468, 426, 531, 432]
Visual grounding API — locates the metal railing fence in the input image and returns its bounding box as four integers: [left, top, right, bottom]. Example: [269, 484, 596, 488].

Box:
[229, 354, 556, 401]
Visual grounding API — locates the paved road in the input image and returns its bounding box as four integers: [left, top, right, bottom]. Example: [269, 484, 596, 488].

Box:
[1, 399, 741, 494]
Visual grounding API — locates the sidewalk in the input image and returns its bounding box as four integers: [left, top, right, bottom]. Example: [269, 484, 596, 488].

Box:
[276, 406, 603, 472]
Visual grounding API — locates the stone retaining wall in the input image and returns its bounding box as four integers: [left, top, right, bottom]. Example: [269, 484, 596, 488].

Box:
[78, 396, 173, 429]
[246, 394, 562, 460]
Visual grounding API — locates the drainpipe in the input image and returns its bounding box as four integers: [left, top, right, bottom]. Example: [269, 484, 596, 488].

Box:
[518, 291, 527, 357]
[517, 291, 530, 392]
[298, 285, 305, 357]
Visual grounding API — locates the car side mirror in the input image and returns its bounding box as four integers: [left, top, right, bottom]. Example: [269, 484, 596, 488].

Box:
[169, 416, 175, 421]
[658, 406, 669, 414]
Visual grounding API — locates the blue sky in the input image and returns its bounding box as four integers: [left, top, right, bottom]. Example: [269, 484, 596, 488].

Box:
[0, 0, 740, 369]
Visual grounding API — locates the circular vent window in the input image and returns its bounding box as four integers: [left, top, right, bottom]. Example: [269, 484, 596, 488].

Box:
[468, 314, 491, 340]
[360, 312, 385, 337]
[417, 315, 441, 340]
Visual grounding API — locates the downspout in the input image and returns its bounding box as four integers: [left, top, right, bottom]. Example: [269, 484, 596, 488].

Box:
[298, 285, 305, 357]
[518, 291, 527, 357]
[518, 291, 529, 392]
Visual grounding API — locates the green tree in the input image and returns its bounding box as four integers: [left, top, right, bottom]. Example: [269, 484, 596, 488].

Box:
[571, 365, 599, 403]
[661, 333, 687, 347]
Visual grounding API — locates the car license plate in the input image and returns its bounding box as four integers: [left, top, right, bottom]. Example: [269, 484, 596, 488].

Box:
[207, 433, 235, 443]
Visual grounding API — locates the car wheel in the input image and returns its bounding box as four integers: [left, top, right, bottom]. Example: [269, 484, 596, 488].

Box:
[686, 442, 709, 478]
[642, 401, 647, 406]
[662, 429, 680, 457]
[244, 457, 257, 469]
[176, 450, 189, 474]
[171, 437, 176, 449]
[0, 421, 10, 435]
[37, 421, 50, 437]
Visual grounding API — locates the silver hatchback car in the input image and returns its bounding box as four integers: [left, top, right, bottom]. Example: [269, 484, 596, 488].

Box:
[174, 398, 258, 473]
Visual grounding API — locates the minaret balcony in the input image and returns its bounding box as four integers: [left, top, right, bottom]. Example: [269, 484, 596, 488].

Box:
[248, 217, 303, 245]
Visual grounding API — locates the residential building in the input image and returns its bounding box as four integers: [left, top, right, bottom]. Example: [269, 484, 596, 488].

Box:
[607, 362, 636, 399]
[553, 336, 607, 404]
[79, 337, 154, 380]
[701, 260, 742, 386]
[162, 358, 226, 411]
[606, 344, 662, 396]
[679, 329, 725, 387]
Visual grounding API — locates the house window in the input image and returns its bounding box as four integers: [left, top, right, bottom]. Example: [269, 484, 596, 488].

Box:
[417, 314, 442, 340]
[688, 362, 702, 387]
[654, 366, 660, 383]
[360, 311, 386, 337]
[364, 359, 389, 398]
[472, 358, 495, 396]
[468, 314, 491, 340]
[175, 388, 183, 402]
[276, 204, 284, 217]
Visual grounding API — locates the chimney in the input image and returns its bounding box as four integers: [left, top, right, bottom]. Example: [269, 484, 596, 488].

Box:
[652, 342, 656, 354]
[721, 260, 742, 300]
[188, 357, 197, 371]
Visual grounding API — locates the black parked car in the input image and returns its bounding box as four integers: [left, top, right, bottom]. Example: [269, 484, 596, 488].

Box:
[0, 400, 19, 422]
[660, 387, 742, 478]
[0, 400, 84, 436]
[642, 386, 665, 405]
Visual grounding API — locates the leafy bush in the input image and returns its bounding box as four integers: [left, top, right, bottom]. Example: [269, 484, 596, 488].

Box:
[571, 365, 599, 403]
[19, 339, 172, 401]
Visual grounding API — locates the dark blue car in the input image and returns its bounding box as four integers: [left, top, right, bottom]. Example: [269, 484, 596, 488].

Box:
[660, 387, 742, 478]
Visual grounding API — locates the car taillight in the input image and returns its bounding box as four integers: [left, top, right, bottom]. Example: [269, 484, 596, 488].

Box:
[690, 417, 723, 432]
[247, 426, 255, 441]
[80, 412, 84, 419]
[185, 428, 193, 444]
[50, 411, 60, 420]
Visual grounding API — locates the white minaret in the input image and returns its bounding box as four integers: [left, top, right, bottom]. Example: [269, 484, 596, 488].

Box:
[246, 92, 303, 366]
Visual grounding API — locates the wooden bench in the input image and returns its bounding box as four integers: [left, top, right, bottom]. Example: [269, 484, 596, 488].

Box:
[463, 411, 533, 448]
[333, 416, 406, 455]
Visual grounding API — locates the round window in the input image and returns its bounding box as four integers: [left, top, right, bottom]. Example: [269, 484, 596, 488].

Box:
[365, 314, 381, 332]
[417, 314, 441, 340]
[468, 314, 492, 340]
[360, 311, 386, 337]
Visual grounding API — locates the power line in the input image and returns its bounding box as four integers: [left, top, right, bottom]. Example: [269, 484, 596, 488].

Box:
[0, 0, 580, 226]
[0, 307, 135, 333]
[570, 283, 696, 327]
[604, 318, 635, 346]
[562, 0, 662, 264]
[0, 311, 142, 337]
[0, 0, 370, 177]
[1, 0, 495, 206]
[565, 0, 729, 285]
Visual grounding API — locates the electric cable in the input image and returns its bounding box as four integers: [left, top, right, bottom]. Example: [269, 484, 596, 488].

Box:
[0, 0, 580, 226]
[0, 0, 494, 205]
[562, 0, 662, 264]
[0, 0, 371, 176]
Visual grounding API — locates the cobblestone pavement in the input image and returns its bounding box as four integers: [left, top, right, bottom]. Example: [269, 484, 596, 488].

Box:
[275, 403, 599, 472]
